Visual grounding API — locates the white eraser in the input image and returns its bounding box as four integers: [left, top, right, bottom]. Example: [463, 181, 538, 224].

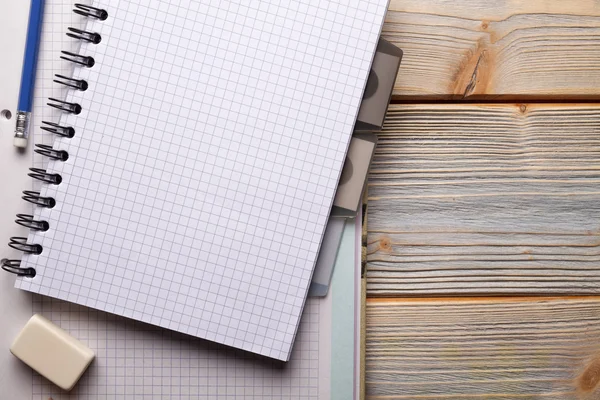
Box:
[13, 136, 28, 148]
[10, 314, 95, 391]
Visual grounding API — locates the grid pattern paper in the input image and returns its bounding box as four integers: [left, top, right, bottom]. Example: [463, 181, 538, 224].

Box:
[23, 1, 330, 397]
[18, 0, 386, 360]
[32, 295, 322, 400]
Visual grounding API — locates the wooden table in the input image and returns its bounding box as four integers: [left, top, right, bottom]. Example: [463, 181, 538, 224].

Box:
[366, 1, 600, 398]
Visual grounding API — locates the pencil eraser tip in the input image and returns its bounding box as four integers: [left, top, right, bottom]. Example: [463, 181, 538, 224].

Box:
[10, 314, 95, 391]
[13, 137, 28, 148]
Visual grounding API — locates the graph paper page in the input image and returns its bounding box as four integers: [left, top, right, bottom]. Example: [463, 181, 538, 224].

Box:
[18, 0, 386, 360]
[0, 1, 348, 398]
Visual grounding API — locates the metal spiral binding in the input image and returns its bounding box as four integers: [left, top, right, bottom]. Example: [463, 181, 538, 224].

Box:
[73, 4, 108, 20]
[2, 4, 108, 278]
[22, 191, 56, 208]
[28, 168, 62, 185]
[34, 144, 70, 161]
[0, 259, 36, 278]
[60, 51, 95, 67]
[47, 98, 82, 114]
[41, 121, 75, 138]
[15, 215, 50, 232]
[54, 74, 88, 91]
[67, 27, 102, 44]
[8, 238, 43, 255]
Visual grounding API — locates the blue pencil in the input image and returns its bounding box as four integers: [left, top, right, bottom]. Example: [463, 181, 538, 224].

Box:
[14, 0, 45, 148]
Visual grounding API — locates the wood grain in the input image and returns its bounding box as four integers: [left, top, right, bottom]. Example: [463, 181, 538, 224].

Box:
[383, 0, 600, 99]
[366, 298, 600, 400]
[367, 104, 600, 295]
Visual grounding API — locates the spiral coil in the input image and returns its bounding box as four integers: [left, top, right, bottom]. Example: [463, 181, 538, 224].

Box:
[1, 4, 108, 278]
[40, 121, 75, 138]
[21, 191, 56, 208]
[60, 51, 95, 68]
[54, 74, 88, 91]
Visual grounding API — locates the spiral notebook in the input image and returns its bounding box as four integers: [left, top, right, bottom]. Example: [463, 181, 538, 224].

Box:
[5, 0, 387, 361]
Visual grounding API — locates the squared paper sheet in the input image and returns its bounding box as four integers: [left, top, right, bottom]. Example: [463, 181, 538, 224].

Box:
[27, 217, 365, 400]
[30, 218, 361, 400]
[1, 1, 356, 398]
[17, 0, 386, 360]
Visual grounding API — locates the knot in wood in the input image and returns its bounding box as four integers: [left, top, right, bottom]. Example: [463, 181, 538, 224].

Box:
[579, 358, 600, 392]
[380, 237, 392, 251]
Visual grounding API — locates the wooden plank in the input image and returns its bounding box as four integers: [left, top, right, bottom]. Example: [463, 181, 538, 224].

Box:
[383, 0, 600, 100]
[366, 297, 600, 399]
[367, 104, 600, 296]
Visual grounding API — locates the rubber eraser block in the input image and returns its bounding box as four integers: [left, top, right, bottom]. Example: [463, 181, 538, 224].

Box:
[13, 137, 28, 148]
[10, 314, 95, 391]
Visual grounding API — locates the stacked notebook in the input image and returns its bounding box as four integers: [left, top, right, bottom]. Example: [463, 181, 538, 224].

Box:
[3, 0, 389, 361]
[311, 38, 402, 296]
